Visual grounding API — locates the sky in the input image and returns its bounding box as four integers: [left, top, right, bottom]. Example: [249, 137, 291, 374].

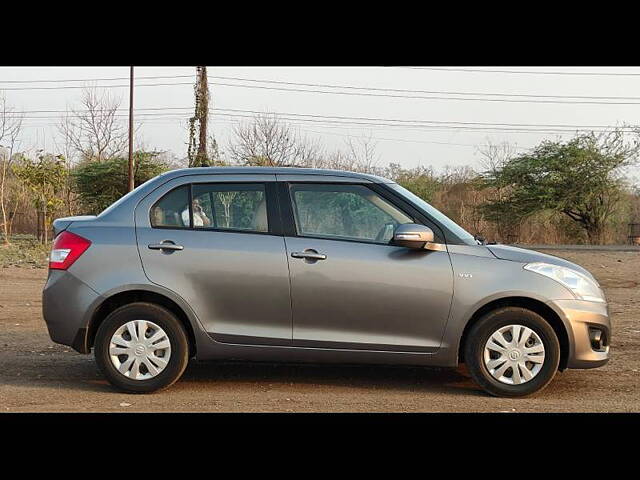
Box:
[1, 66, 640, 182]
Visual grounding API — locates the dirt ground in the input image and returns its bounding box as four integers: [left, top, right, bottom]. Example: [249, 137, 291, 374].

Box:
[1, 249, 638, 412]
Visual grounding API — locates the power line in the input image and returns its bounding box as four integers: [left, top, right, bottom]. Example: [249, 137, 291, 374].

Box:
[6, 75, 640, 105]
[7, 106, 637, 133]
[0, 74, 193, 84]
[1, 107, 194, 114]
[13, 113, 628, 134]
[399, 67, 640, 77]
[13, 118, 470, 147]
[0, 82, 193, 91]
[16, 111, 626, 135]
[6, 72, 640, 102]
[216, 108, 638, 130]
[18, 117, 533, 150]
[207, 82, 640, 105]
[301, 128, 536, 152]
[207, 75, 640, 102]
[182, 113, 632, 134]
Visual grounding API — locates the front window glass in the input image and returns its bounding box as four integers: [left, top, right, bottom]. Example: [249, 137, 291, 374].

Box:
[290, 183, 413, 244]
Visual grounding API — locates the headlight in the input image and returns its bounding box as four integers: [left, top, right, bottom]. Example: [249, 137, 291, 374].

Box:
[523, 262, 605, 303]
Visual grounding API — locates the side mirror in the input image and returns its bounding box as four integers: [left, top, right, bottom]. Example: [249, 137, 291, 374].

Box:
[393, 223, 443, 251]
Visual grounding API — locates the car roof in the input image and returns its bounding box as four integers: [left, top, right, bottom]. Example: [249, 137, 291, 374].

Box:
[98, 166, 395, 222]
[157, 166, 394, 184]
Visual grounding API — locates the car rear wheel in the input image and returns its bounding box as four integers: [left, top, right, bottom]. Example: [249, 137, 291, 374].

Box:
[464, 307, 560, 397]
[94, 302, 189, 393]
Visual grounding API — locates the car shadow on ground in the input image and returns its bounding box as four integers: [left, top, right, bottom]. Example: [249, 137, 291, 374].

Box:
[179, 360, 484, 396]
[1, 353, 485, 397]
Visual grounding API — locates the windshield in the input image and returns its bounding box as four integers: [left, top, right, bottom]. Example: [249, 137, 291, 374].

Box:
[388, 183, 477, 245]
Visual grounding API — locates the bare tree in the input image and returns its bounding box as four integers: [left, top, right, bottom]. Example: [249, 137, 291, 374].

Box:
[342, 135, 381, 173]
[0, 94, 23, 245]
[228, 113, 323, 167]
[477, 140, 518, 174]
[52, 120, 79, 217]
[317, 134, 382, 174]
[57, 87, 128, 163]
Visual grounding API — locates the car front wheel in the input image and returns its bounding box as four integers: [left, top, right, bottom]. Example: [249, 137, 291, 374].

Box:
[94, 302, 189, 393]
[464, 307, 560, 397]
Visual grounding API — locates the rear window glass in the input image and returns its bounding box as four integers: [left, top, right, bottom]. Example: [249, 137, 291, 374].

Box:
[150, 185, 190, 228]
[149, 183, 268, 233]
[191, 183, 267, 232]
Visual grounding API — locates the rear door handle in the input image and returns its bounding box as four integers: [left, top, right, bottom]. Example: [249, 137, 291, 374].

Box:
[291, 250, 327, 261]
[148, 242, 184, 251]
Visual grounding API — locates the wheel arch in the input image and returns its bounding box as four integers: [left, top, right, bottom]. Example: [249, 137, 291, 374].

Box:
[87, 289, 198, 357]
[457, 296, 570, 371]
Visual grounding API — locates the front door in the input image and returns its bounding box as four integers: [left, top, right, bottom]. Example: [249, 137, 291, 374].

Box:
[135, 174, 292, 345]
[284, 182, 453, 352]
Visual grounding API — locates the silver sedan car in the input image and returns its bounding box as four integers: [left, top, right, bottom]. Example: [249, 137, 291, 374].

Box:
[42, 167, 610, 396]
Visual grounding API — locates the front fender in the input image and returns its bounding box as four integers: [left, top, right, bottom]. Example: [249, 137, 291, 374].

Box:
[437, 251, 575, 366]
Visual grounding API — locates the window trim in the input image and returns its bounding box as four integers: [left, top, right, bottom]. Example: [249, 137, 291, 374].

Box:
[149, 181, 282, 236]
[282, 181, 438, 247]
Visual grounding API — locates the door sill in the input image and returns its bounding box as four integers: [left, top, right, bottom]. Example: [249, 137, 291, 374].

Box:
[292, 339, 439, 354]
[208, 333, 292, 347]
[208, 333, 439, 354]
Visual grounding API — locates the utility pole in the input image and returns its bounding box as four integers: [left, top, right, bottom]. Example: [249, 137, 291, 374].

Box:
[196, 66, 209, 166]
[188, 66, 211, 167]
[127, 66, 135, 192]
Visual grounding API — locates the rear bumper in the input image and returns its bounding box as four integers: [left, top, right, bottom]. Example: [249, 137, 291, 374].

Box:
[42, 270, 101, 353]
[549, 299, 611, 369]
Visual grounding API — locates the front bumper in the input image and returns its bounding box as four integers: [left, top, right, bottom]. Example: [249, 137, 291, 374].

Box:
[549, 299, 611, 369]
[42, 270, 101, 353]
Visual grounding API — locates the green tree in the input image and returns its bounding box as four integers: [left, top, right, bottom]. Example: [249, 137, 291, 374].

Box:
[13, 151, 68, 243]
[480, 130, 639, 244]
[385, 163, 440, 202]
[73, 151, 169, 214]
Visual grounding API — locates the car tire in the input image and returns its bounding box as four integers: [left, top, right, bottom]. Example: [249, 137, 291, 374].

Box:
[94, 302, 189, 394]
[464, 307, 560, 397]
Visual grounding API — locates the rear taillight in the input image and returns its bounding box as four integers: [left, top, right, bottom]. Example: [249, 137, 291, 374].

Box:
[49, 231, 91, 270]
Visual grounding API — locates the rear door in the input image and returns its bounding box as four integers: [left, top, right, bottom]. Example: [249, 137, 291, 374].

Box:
[135, 174, 292, 345]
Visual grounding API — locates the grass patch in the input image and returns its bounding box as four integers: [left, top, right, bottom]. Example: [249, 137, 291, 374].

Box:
[0, 234, 50, 268]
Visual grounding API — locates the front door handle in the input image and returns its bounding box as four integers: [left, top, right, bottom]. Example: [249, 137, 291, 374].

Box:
[148, 242, 184, 251]
[291, 250, 327, 261]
